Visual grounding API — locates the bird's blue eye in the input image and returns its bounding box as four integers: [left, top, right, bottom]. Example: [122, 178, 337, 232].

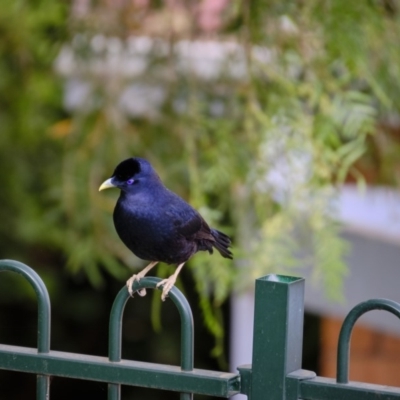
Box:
[126, 178, 135, 185]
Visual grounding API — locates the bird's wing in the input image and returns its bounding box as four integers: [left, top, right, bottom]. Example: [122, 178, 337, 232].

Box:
[176, 212, 215, 241]
[165, 199, 215, 242]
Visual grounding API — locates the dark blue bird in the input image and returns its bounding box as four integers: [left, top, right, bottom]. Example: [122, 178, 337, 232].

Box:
[99, 157, 232, 300]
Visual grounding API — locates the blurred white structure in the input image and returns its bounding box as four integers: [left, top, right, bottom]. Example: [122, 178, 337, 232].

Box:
[55, 36, 273, 117]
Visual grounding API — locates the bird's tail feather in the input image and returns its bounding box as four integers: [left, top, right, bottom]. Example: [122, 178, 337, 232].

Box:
[211, 229, 233, 259]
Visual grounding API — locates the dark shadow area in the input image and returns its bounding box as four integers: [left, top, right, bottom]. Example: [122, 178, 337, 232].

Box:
[302, 313, 321, 374]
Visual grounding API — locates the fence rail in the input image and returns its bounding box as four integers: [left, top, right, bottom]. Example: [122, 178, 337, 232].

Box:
[1, 259, 400, 399]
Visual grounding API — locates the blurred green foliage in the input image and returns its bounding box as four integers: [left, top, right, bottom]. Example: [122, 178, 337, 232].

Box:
[1, 0, 400, 364]
[0, 1, 67, 254]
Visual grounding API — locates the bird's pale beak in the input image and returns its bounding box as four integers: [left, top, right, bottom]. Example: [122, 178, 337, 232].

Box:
[99, 178, 116, 191]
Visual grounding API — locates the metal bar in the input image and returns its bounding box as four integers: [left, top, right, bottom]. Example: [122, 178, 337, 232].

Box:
[285, 369, 316, 400]
[0, 259, 51, 400]
[300, 376, 400, 400]
[251, 274, 305, 400]
[237, 365, 252, 399]
[336, 299, 400, 384]
[107, 277, 194, 399]
[108, 283, 128, 400]
[107, 381, 120, 400]
[167, 281, 194, 400]
[0, 344, 240, 397]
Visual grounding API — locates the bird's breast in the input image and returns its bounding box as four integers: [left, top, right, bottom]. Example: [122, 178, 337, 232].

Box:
[113, 199, 196, 263]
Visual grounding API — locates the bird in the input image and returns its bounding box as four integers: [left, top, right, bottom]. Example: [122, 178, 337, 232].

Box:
[99, 157, 233, 301]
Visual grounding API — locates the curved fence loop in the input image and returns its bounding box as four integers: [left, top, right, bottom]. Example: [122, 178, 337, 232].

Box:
[0, 259, 52, 399]
[336, 298, 400, 384]
[0, 259, 51, 353]
[108, 277, 194, 400]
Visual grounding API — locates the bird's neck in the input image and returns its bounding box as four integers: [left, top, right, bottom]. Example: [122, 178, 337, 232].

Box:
[119, 187, 158, 207]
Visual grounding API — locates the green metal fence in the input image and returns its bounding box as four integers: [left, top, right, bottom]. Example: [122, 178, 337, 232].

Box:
[0, 258, 400, 399]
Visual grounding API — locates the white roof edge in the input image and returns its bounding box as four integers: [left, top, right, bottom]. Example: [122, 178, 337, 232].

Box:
[338, 185, 400, 245]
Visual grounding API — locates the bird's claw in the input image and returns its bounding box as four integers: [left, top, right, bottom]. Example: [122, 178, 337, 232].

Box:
[156, 277, 176, 301]
[126, 275, 147, 297]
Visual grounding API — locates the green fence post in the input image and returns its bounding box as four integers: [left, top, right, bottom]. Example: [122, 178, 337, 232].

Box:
[250, 274, 305, 400]
[0, 259, 51, 400]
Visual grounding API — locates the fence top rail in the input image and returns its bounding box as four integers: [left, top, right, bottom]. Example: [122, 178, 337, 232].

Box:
[0, 343, 240, 397]
[299, 375, 400, 400]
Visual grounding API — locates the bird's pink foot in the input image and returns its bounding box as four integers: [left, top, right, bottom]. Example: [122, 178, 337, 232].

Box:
[126, 274, 147, 297]
[126, 261, 159, 297]
[156, 275, 177, 301]
[155, 262, 185, 301]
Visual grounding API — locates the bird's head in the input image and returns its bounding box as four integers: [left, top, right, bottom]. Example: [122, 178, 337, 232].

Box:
[99, 157, 161, 193]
